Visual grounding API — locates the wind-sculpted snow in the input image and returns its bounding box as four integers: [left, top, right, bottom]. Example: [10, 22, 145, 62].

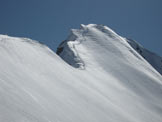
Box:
[126, 38, 162, 75]
[57, 24, 162, 75]
[0, 24, 162, 122]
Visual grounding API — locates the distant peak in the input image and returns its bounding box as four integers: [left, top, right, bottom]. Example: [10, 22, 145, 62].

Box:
[57, 24, 162, 75]
[80, 24, 98, 28]
[80, 24, 116, 32]
[56, 24, 122, 69]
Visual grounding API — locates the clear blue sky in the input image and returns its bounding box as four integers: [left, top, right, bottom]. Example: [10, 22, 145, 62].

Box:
[0, 0, 161, 56]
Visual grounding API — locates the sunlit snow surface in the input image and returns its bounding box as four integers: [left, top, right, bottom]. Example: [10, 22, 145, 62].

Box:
[0, 24, 162, 122]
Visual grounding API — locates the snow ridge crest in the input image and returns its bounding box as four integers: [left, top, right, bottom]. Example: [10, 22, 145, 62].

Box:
[56, 24, 162, 75]
[56, 24, 118, 69]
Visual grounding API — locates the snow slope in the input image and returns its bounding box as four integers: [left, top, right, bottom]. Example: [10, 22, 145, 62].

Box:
[126, 38, 162, 75]
[0, 24, 162, 122]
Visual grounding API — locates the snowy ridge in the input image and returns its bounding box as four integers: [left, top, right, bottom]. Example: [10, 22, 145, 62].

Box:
[57, 24, 121, 69]
[57, 24, 162, 75]
[0, 24, 162, 122]
[126, 38, 162, 75]
[56, 29, 85, 69]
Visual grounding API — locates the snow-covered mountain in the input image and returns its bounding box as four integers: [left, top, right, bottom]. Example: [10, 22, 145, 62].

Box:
[0, 24, 162, 122]
[57, 24, 162, 74]
[126, 38, 162, 75]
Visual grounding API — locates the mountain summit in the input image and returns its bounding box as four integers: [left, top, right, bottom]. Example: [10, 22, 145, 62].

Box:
[0, 25, 162, 122]
[57, 24, 162, 74]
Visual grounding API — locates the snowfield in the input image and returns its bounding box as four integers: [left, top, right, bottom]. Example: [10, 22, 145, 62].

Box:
[0, 24, 162, 122]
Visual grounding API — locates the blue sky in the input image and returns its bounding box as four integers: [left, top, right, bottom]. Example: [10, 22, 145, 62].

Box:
[0, 0, 161, 56]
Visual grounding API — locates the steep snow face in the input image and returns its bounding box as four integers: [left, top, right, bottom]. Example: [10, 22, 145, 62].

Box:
[126, 38, 162, 75]
[56, 27, 86, 69]
[57, 24, 162, 74]
[1, 24, 162, 122]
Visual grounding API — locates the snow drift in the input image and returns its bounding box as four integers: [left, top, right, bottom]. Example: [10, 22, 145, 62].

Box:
[0, 24, 162, 122]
